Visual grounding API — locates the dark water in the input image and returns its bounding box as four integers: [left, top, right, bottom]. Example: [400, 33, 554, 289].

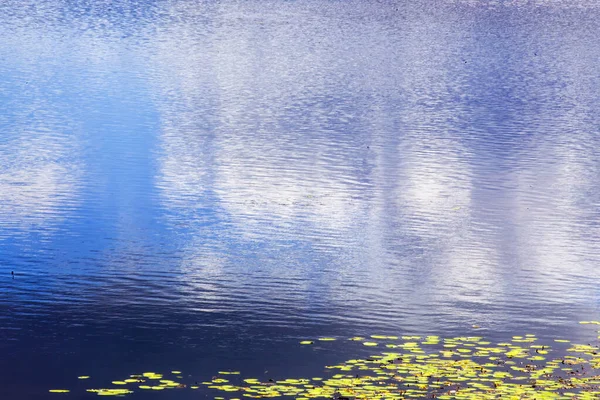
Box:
[1, 0, 600, 398]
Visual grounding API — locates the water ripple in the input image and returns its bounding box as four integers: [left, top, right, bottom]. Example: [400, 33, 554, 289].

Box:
[2, 0, 600, 398]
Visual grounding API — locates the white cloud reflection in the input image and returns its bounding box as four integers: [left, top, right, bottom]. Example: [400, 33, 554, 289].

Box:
[0, 98, 82, 236]
[122, 0, 600, 328]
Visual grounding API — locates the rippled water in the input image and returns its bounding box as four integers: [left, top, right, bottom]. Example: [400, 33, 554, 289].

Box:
[1, 0, 600, 398]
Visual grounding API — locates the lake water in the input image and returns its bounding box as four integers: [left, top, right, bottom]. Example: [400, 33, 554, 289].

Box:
[1, 0, 600, 398]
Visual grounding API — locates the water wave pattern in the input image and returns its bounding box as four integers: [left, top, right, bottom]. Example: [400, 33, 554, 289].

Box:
[1, 0, 600, 398]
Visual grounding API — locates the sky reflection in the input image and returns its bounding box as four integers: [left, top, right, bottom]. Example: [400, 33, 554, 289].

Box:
[1, 1, 600, 398]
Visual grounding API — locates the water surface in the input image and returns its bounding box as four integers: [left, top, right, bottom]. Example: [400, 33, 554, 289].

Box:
[1, 0, 600, 398]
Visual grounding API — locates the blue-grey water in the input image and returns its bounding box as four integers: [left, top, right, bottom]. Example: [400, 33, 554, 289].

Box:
[1, 0, 600, 398]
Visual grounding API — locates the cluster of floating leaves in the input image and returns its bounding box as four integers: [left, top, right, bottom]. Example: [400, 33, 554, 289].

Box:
[49, 371, 190, 396]
[50, 321, 600, 398]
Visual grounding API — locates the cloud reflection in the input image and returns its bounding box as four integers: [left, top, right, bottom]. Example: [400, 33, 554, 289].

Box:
[0, 97, 81, 237]
[150, 0, 600, 332]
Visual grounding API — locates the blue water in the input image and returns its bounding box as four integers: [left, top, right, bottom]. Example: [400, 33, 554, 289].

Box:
[1, 0, 600, 398]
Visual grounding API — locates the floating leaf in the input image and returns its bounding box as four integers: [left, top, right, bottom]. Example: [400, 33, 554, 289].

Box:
[48, 328, 600, 399]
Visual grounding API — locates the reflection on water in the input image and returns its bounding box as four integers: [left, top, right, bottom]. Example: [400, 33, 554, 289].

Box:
[0, 85, 82, 238]
[1, 0, 600, 398]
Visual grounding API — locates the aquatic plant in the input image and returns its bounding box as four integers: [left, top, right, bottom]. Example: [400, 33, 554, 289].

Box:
[50, 321, 600, 398]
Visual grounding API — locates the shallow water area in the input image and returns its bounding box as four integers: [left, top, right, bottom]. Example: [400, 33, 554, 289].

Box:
[1, 0, 600, 398]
